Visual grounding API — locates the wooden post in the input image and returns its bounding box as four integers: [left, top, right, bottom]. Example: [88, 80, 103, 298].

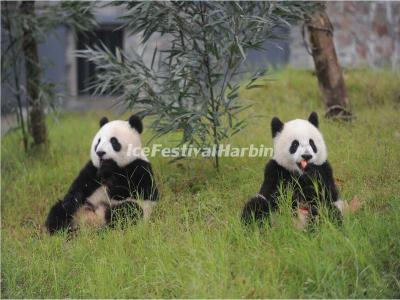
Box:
[20, 1, 48, 145]
[306, 8, 352, 119]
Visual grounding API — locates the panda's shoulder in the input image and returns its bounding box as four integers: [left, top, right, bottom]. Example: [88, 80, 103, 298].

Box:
[130, 158, 152, 167]
[75, 160, 98, 180]
[265, 159, 289, 174]
[67, 160, 100, 195]
[125, 158, 154, 174]
[317, 160, 334, 173]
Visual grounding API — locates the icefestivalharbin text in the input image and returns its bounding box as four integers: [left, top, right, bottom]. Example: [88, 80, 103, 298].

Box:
[127, 144, 274, 158]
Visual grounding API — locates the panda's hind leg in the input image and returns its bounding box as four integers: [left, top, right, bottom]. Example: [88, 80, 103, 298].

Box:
[71, 202, 110, 232]
[45, 199, 73, 234]
[241, 195, 276, 226]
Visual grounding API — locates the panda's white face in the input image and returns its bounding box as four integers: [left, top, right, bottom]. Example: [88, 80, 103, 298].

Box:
[272, 116, 327, 174]
[90, 120, 148, 168]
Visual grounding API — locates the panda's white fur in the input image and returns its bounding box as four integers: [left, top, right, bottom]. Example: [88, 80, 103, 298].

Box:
[90, 120, 148, 168]
[273, 119, 327, 174]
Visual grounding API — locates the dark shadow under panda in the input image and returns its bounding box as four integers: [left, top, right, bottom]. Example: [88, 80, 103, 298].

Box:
[45, 115, 159, 234]
[241, 112, 343, 228]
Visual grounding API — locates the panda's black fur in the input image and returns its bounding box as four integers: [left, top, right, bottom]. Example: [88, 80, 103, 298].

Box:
[45, 115, 158, 234]
[241, 112, 342, 226]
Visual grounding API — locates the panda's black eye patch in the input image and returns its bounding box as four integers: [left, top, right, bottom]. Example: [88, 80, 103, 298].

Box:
[289, 140, 299, 154]
[110, 137, 121, 152]
[94, 138, 101, 151]
[309, 139, 318, 153]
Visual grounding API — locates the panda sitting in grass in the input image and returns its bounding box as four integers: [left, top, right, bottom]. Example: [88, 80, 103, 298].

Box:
[241, 112, 343, 228]
[45, 115, 159, 234]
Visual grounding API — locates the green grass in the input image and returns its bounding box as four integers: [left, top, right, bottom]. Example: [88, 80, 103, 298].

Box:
[2, 69, 400, 298]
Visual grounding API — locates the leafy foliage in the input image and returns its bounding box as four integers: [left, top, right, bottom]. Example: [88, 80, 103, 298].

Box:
[1, 1, 96, 150]
[78, 2, 317, 169]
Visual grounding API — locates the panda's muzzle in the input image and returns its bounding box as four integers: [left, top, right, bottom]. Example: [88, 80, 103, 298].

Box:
[297, 154, 312, 170]
[97, 151, 106, 162]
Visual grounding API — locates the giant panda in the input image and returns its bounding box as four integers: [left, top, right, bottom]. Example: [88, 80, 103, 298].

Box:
[241, 112, 343, 228]
[45, 115, 159, 234]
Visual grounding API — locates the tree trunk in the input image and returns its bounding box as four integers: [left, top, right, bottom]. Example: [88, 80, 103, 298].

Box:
[3, 2, 29, 151]
[20, 1, 48, 145]
[306, 8, 351, 119]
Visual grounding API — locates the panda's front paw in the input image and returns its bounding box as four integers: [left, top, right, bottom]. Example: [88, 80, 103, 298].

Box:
[98, 159, 118, 172]
[97, 159, 119, 181]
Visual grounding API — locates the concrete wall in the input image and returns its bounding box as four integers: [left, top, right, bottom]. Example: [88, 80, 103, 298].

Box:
[1, 26, 67, 114]
[289, 1, 400, 69]
[38, 26, 67, 93]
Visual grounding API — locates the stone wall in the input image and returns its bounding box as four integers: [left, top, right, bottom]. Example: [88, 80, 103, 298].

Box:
[289, 1, 400, 69]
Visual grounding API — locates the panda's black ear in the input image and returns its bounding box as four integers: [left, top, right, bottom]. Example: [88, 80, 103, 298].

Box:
[271, 117, 284, 138]
[128, 114, 143, 134]
[308, 112, 319, 128]
[99, 117, 109, 127]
